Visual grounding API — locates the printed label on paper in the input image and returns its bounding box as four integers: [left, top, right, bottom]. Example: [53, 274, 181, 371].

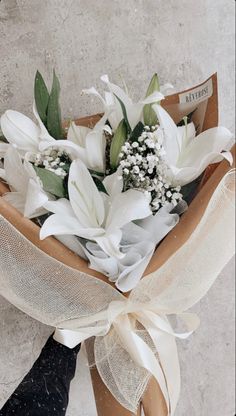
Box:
[179, 78, 213, 104]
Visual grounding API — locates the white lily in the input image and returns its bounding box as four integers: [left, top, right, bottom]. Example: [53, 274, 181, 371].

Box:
[39, 113, 111, 173]
[40, 160, 152, 258]
[0, 105, 54, 155]
[0, 104, 108, 172]
[153, 104, 234, 186]
[82, 203, 179, 292]
[0, 146, 49, 218]
[83, 74, 164, 131]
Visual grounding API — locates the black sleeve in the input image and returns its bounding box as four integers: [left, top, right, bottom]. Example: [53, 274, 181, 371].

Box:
[0, 335, 81, 416]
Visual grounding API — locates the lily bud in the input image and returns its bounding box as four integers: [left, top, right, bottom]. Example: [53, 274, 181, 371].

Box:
[143, 73, 160, 127]
[110, 119, 127, 169]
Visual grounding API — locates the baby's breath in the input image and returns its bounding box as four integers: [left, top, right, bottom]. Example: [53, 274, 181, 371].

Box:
[118, 126, 183, 212]
[29, 148, 71, 179]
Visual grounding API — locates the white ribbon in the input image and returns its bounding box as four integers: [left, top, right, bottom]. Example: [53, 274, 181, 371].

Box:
[54, 300, 200, 415]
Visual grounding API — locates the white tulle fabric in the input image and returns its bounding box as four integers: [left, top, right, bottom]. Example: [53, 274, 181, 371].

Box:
[0, 172, 235, 415]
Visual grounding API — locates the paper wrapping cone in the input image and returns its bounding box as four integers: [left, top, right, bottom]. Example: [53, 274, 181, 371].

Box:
[0, 74, 232, 416]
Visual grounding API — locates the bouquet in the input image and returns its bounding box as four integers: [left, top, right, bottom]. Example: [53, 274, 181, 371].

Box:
[0, 71, 235, 416]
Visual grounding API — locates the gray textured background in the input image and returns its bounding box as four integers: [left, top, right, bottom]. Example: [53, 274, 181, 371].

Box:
[0, 1, 235, 415]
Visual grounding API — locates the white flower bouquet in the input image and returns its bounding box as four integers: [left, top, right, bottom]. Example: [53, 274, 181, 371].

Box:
[0, 72, 235, 416]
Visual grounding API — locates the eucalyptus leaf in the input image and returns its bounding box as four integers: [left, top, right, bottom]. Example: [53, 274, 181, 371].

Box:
[143, 73, 160, 126]
[114, 94, 131, 133]
[92, 176, 108, 194]
[34, 166, 67, 198]
[130, 121, 144, 142]
[47, 70, 64, 140]
[110, 119, 127, 169]
[34, 71, 50, 125]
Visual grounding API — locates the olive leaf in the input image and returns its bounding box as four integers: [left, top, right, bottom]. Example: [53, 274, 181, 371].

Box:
[143, 73, 160, 126]
[47, 70, 64, 140]
[34, 71, 50, 125]
[34, 166, 67, 198]
[114, 94, 131, 133]
[92, 176, 108, 194]
[110, 119, 127, 169]
[89, 169, 105, 178]
[130, 121, 144, 142]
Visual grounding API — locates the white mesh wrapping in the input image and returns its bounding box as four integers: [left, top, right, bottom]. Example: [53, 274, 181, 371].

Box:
[0, 171, 235, 413]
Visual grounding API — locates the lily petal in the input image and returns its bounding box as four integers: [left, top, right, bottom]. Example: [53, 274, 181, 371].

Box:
[103, 168, 123, 198]
[153, 104, 180, 165]
[69, 160, 105, 228]
[33, 102, 55, 143]
[82, 87, 106, 106]
[101, 74, 133, 108]
[160, 83, 174, 95]
[4, 147, 29, 193]
[1, 110, 40, 152]
[86, 130, 106, 172]
[177, 122, 196, 151]
[96, 229, 124, 259]
[39, 139, 84, 160]
[3, 192, 26, 214]
[141, 91, 164, 105]
[56, 235, 87, 259]
[40, 213, 104, 240]
[177, 126, 233, 168]
[172, 150, 233, 186]
[24, 178, 49, 218]
[106, 189, 152, 231]
[67, 122, 91, 147]
[44, 198, 75, 216]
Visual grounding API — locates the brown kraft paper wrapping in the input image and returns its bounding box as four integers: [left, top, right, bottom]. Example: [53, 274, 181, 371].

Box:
[0, 74, 232, 416]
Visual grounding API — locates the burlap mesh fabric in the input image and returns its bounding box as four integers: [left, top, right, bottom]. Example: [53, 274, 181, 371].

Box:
[0, 171, 235, 413]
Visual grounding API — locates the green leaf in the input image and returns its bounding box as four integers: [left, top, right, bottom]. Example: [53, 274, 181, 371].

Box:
[110, 119, 128, 169]
[88, 169, 105, 178]
[34, 166, 66, 198]
[114, 94, 131, 133]
[34, 71, 50, 125]
[130, 121, 144, 142]
[92, 176, 108, 194]
[143, 73, 160, 126]
[47, 70, 64, 140]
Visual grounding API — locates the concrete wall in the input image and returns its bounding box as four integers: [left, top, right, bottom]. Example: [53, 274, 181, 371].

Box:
[0, 1, 235, 415]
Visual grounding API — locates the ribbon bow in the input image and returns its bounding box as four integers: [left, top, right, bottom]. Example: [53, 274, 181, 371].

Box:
[54, 299, 200, 415]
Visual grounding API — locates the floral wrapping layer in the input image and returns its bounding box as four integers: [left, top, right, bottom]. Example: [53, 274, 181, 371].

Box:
[0, 72, 233, 291]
